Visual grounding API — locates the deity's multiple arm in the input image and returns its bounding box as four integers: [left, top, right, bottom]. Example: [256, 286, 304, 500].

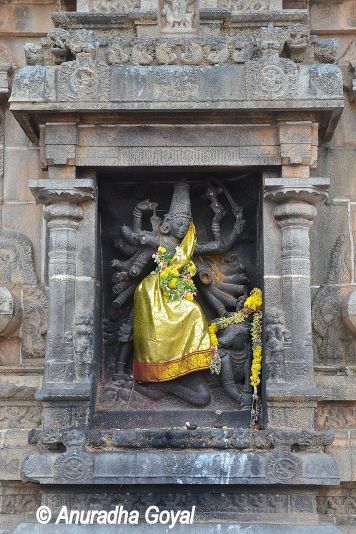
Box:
[121, 200, 160, 250]
[195, 205, 245, 256]
[121, 225, 160, 249]
[132, 200, 158, 233]
[119, 190, 245, 261]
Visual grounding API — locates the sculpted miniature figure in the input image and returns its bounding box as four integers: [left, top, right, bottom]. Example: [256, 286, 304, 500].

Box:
[107, 181, 252, 408]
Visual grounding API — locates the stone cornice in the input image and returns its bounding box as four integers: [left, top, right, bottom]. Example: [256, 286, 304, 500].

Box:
[52, 10, 308, 30]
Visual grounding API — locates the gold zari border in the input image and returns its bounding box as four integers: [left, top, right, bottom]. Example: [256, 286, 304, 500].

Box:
[133, 349, 214, 383]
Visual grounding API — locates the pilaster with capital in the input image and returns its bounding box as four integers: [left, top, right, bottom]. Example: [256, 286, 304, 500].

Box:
[264, 177, 329, 430]
[29, 179, 97, 427]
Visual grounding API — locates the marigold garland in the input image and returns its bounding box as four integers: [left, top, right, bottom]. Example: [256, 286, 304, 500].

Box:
[208, 288, 263, 392]
[153, 246, 197, 302]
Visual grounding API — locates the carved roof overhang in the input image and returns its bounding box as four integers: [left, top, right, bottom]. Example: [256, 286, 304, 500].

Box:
[9, 61, 344, 144]
[9, 7, 344, 144]
[51, 9, 309, 30]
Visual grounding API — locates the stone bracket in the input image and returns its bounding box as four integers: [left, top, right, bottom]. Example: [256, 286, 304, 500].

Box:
[279, 121, 318, 168]
[29, 179, 95, 206]
[264, 177, 330, 204]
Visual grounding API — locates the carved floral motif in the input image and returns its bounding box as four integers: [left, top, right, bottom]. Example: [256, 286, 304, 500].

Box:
[265, 452, 303, 483]
[246, 57, 298, 100]
[88, 0, 140, 11]
[54, 450, 93, 483]
[218, 0, 273, 10]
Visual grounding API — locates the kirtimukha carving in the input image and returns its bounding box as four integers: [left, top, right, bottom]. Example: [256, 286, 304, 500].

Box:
[106, 181, 253, 408]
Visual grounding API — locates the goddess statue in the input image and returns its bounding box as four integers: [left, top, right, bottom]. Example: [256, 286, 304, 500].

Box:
[109, 181, 252, 407]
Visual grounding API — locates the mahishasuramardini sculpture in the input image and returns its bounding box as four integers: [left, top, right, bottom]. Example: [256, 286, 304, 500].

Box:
[109, 181, 252, 407]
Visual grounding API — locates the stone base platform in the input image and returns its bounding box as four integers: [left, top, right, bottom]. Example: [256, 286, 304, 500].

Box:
[14, 523, 342, 534]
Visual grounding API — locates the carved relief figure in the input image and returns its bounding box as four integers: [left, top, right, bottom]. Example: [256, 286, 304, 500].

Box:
[106, 181, 253, 407]
[264, 308, 291, 381]
[161, 0, 196, 33]
[74, 313, 93, 380]
[0, 231, 47, 360]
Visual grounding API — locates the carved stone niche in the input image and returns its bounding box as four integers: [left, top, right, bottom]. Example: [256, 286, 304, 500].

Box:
[0, 232, 47, 365]
[98, 171, 260, 429]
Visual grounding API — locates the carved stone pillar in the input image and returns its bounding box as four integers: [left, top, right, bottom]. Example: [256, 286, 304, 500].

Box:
[264, 177, 329, 430]
[29, 179, 96, 428]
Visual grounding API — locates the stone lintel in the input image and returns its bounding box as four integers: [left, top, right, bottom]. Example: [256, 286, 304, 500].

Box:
[29, 179, 96, 206]
[9, 63, 343, 143]
[264, 177, 330, 205]
[21, 449, 339, 486]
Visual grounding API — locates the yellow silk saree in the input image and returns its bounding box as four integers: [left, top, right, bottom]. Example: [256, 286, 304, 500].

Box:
[133, 223, 213, 382]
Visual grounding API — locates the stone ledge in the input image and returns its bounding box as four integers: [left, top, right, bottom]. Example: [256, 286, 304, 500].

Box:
[29, 427, 335, 453]
[21, 449, 339, 486]
[13, 522, 342, 534]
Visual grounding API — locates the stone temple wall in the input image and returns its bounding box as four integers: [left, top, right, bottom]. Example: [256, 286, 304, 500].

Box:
[308, 3, 356, 532]
[0, 0, 354, 533]
[0, 3, 74, 530]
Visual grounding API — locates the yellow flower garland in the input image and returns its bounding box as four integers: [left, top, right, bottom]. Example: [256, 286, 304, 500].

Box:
[209, 288, 263, 391]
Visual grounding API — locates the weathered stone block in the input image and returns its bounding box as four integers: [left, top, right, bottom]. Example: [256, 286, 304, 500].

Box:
[0, 480, 39, 515]
[0, 3, 60, 34]
[330, 431, 352, 482]
[314, 146, 356, 199]
[0, 402, 42, 431]
[3, 147, 42, 203]
[4, 109, 32, 148]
